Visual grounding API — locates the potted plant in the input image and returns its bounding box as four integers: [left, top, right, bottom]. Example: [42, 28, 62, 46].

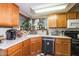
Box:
[21, 18, 31, 30]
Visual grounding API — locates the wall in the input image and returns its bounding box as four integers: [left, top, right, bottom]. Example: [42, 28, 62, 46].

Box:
[48, 28, 66, 35]
[0, 28, 11, 37]
[48, 28, 79, 36]
[19, 14, 27, 27]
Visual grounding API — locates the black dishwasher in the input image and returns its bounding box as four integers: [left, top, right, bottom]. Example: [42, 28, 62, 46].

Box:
[42, 37, 55, 55]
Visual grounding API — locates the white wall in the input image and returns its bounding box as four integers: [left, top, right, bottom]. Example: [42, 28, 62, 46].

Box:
[0, 28, 11, 37]
[37, 30, 47, 35]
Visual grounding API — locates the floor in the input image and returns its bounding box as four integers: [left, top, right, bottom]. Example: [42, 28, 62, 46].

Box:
[37, 53, 53, 56]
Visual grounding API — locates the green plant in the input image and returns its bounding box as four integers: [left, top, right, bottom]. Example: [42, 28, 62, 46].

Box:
[21, 18, 31, 30]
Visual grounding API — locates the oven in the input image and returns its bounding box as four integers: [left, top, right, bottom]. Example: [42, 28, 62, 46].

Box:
[64, 31, 79, 56]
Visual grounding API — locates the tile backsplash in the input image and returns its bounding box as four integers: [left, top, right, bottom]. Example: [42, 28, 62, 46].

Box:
[0, 27, 79, 38]
[48, 28, 66, 35]
[48, 28, 79, 36]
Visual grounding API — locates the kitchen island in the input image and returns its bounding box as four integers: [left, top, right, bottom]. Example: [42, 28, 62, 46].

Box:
[0, 35, 71, 56]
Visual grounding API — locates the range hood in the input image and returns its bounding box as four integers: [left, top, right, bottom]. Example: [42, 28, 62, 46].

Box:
[67, 19, 79, 28]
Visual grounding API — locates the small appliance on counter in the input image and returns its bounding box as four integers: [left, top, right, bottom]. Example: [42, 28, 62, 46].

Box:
[6, 29, 16, 40]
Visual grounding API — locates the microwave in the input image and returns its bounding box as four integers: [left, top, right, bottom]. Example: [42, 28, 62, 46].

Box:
[67, 19, 79, 28]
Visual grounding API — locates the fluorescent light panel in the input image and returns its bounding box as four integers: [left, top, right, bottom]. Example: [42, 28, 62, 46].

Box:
[32, 3, 64, 10]
[35, 4, 68, 13]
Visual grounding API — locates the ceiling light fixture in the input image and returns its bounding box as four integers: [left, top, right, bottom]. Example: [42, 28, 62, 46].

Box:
[35, 4, 68, 13]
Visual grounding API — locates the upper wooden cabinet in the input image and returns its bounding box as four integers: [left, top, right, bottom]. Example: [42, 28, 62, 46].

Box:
[57, 14, 66, 27]
[48, 15, 57, 27]
[66, 12, 77, 19]
[76, 13, 79, 19]
[11, 4, 19, 26]
[0, 4, 11, 26]
[48, 13, 66, 28]
[0, 3, 19, 27]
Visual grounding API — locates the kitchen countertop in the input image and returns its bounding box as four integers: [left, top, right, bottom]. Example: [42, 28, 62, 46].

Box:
[0, 35, 71, 49]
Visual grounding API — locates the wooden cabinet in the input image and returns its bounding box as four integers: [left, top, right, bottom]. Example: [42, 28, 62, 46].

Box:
[3, 37, 42, 56]
[48, 13, 66, 28]
[67, 12, 77, 19]
[0, 36, 72, 56]
[0, 4, 11, 26]
[55, 39, 63, 56]
[7, 42, 23, 56]
[57, 14, 66, 27]
[55, 38, 71, 56]
[22, 39, 30, 56]
[4, 39, 30, 56]
[11, 4, 19, 26]
[30, 37, 42, 56]
[9, 48, 22, 56]
[76, 13, 79, 19]
[48, 15, 57, 27]
[30, 38, 37, 56]
[36, 37, 42, 54]
[0, 3, 19, 27]
[63, 39, 71, 56]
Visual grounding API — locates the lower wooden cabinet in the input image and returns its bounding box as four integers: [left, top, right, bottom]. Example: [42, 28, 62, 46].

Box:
[29, 38, 37, 56]
[0, 37, 71, 56]
[29, 37, 42, 56]
[3, 37, 42, 56]
[22, 39, 30, 56]
[55, 39, 63, 56]
[36, 37, 42, 54]
[9, 48, 23, 56]
[55, 38, 71, 56]
[63, 39, 71, 56]
[7, 42, 23, 56]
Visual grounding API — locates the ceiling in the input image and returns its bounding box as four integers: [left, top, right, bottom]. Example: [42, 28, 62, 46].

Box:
[15, 3, 76, 18]
[69, 3, 79, 12]
[28, 3, 64, 10]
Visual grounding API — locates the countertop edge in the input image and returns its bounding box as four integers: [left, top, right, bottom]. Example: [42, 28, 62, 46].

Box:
[0, 35, 71, 49]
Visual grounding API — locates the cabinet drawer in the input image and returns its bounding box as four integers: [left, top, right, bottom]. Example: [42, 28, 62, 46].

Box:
[9, 48, 22, 56]
[7, 42, 23, 55]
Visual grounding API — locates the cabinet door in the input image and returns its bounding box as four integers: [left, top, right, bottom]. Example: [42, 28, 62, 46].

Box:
[63, 39, 71, 56]
[36, 37, 42, 54]
[23, 39, 30, 56]
[30, 38, 37, 56]
[0, 4, 12, 26]
[12, 4, 19, 26]
[57, 14, 66, 28]
[7, 42, 23, 56]
[55, 39, 63, 56]
[9, 48, 22, 56]
[76, 13, 79, 19]
[48, 15, 57, 27]
[0, 4, 19, 27]
[67, 12, 77, 19]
